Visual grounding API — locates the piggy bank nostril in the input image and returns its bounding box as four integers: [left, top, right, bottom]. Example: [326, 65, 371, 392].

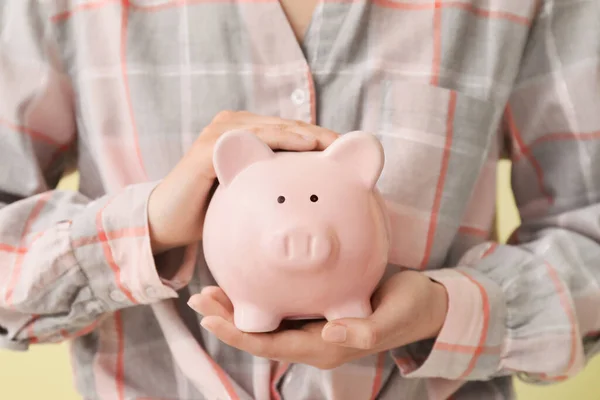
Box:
[269, 229, 336, 265]
[283, 235, 292, 259]
[310, 232, 338, 262]
[277, 195, 286, 204]
[310, 236, 326, 256]
[310, 194, 318, 202]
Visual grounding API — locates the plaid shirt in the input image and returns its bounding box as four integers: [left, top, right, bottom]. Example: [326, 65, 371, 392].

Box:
[1, 0, 600, 399]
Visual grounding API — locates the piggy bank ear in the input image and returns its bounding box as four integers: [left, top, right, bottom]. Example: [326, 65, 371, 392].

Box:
[213, 130, 274, 186]
[322, 131, 384, 189]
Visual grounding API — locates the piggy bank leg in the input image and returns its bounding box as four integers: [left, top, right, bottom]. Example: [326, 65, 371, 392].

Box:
[234, 303, 282, 333]
[324, 299, 373, 321]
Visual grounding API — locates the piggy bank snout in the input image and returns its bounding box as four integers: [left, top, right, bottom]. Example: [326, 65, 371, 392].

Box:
[268, 227, 338, 268]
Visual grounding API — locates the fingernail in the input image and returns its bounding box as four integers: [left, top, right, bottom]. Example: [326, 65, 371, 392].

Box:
[322, 324, 347, 343]
[187, 299, 201, 313]
[200, 318, 214, 332]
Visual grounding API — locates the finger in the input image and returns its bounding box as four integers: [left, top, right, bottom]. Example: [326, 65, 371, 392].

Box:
[323, 273, 426, 350]
[215, 120, 337, 151]
[187, 294, 234, 323]
[233, 113, 339, 150]
[298, 125, 338, 150]
[233, 112, 314, 131]
[201, 316, 282, 359]
[203, 317, 363, 369]
[303, 129, 337, 150]
[321, 319, 379, 350]
[268, 121, 338, 150]
[254, 128, 320, 152]
[201, 316, 323, 362]
[201, 286, 234, 314]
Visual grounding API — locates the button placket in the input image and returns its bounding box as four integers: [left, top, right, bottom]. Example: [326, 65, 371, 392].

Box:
[289, 80, 313, 123]
[109, 290, 127, 303]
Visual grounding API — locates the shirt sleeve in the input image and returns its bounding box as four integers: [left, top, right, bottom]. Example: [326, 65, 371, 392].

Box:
[392, 0, 600, 382]
[0, 0, 196, 350]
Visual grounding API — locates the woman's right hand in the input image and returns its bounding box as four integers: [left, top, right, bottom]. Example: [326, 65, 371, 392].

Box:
[147, 111, 339, 254]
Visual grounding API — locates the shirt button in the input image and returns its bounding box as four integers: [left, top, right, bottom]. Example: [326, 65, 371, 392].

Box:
[85, 302, 103, 315]
[109, 290, 127, 303]
[145, 287, 158, 299]
[291, 89, 306, 105]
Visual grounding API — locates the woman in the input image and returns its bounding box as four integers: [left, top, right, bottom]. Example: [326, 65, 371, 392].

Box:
[1, 0, 599, 399]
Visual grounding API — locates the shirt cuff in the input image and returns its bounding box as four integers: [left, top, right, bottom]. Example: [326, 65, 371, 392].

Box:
[0, 308, 31, 351]
[69, 181, 197, 310]
[399, 268, 506, 380]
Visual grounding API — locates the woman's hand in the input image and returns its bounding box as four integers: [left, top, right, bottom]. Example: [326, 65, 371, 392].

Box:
[147, 111, 338, 254]
[188, 270, 448, 370]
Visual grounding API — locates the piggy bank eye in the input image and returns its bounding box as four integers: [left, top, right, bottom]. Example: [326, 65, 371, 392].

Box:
[310, 194, 318, 203]
[277, 196, 286, 204]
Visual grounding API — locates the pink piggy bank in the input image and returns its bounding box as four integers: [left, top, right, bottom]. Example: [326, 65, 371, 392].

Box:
[202, 130, 391, 333]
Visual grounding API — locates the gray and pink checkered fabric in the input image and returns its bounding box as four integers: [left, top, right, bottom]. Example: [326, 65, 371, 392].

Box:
[1, 1, 599, 399]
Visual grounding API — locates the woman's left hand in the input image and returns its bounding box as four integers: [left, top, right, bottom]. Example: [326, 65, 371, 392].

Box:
[188, 270, 448, 370]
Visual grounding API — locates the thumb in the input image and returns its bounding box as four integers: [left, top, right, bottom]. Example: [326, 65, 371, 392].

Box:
[321, 319, 379, 350]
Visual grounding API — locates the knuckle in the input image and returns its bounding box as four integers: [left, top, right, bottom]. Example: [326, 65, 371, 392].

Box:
[317, 360, 336, 370]
[324, 133, 339, 144]
[361, 327, 378, 349]
[252, 341, 273, 359]
[317, 350, 345, 370]
[228, 332, 245, 348]
[249, 126, 263, 135]
[213, 110, 234, 122]
[269, 138, 283, 149]
[320, 358, 343, 370]
[191, 132, 211, 149]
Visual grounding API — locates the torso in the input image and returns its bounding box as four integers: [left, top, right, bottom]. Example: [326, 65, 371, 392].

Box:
[44, 1, 537, 399]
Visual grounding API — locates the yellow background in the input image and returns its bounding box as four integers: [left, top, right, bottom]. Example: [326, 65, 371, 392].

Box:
[1, 161, 599, 399]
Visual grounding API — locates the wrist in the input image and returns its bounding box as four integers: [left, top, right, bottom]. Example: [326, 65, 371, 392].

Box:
[147, 170, 216, 255]
[426, 280, 449, 340]
[147, 184, 176, 254]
